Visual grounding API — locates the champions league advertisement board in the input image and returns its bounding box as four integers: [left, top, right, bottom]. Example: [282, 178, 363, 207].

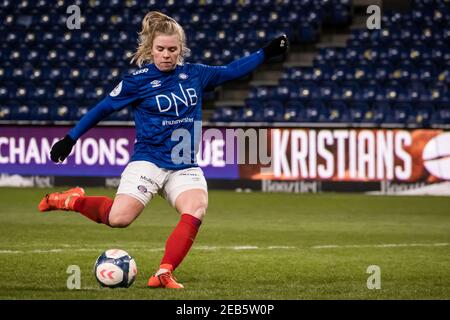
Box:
[1, 125, 449, 194]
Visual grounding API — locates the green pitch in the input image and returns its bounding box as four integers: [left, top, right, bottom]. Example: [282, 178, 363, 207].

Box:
[0, 187, 449, 300]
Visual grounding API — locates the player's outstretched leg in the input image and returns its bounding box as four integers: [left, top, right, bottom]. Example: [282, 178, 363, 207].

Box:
[38, 187, 85, 212]
[38, 187, 114, 226]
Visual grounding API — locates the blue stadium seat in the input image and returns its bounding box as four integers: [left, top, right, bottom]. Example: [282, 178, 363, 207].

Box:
[33, 86, 52, 101]
[70, 106, 91, 121]
[333, 83, 358, 101]
[107, 108, 133, 122]
[16, 85, 33, 102]
[248, 86, 272, 101]
[0, 66, 12, 81]
[384, 103, 411, 125]
[10, 104, 30, 121]
[298, 101, 325, 123]
[431, 106, 450, 125]
[406, 105, 431, 127]
[85, 86, 105, 101]
[241, 105, 263, 122]
[261, 101, 284, 122]
[360, 102, 389, 125]
[212, 106, 237, 122]
[50, 104, 72, 122]
[291, 83, 314, 101]
[0, 105, 11, 120]
[349, 102, 369, 123]
[281, 104, 301, 122]
[273, 85, 291, 102]
[0, 84, 14, 100]
[316, 83, 337, 101]
[328, 3, 351, 25]
[322, 101, 347, 123]
[30, 104, 51, 121]
[354, 85, 379, 102]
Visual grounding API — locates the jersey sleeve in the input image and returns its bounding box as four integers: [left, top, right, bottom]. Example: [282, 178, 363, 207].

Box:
[196, 49, 265, 90]
[103, 75, 140, 110]
[67, 76, 140, 141]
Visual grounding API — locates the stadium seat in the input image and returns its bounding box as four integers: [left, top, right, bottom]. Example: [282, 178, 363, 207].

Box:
[349, 102, 369, 123]
[30, 104, 51, 121]
[0, 105, 11, 120]
[322, 101, 347, 123]
[10, 104, 30, 121]
[406, 106, 431, 127]
[431, 106, 450, 125]
[50, 104, 72, 122]
[70, 106, 91, 121]
[211, 106, 238, 122]
[262, 101, 284, 122]
[298, 101, 325, 123]
[107, 108, 133, 122]
[384, 103, 411, 125]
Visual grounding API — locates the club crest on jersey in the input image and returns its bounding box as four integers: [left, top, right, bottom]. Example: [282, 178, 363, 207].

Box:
[151, 80, 161, 88]
[109, 81, 123, 97]
[179, 73, 188, 80]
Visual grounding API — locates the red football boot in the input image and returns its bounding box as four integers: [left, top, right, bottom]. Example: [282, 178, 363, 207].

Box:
[38, 187, 85, 212]
[147, 264, 184, 289]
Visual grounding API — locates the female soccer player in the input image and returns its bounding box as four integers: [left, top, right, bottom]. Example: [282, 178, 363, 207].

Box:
[38, 11, 288, 288]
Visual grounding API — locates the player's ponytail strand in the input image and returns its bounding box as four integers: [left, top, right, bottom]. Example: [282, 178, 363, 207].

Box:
[130, 11, 190, 68]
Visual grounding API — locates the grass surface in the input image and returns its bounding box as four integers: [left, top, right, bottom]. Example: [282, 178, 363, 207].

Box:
[0, 187, 449, 300]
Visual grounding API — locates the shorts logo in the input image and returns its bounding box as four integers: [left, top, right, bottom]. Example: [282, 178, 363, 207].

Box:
[180, 172, 199, 177]
[179, 73, 188, 80]
[140, 175, 155, 185]
[137, 185, 148, 193]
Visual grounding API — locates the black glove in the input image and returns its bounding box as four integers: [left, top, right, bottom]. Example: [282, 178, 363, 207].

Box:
[50, 135, 76, 163]
[263, 34, 289, 61]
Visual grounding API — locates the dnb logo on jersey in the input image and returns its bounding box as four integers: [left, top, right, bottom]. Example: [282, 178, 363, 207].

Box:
[179, 73, 188, 80]
[110, 81, 123, 97]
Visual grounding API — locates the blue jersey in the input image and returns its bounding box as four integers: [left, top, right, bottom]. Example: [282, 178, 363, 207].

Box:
[68, 49, 265, 169]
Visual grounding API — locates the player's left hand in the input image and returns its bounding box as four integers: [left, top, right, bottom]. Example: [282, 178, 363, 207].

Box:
[262, 34, 289, 61]
[50, 135, 76, 163]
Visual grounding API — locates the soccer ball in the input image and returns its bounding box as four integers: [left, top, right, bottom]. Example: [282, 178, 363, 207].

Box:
[94, 249, 137, 288]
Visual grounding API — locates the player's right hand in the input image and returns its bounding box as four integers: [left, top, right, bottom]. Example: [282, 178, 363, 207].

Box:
[50, 135, 76, 163]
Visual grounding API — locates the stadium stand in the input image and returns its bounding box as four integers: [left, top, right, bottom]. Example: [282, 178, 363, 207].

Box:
[0, 0, 448, 128]
[218, 0, 449, 128]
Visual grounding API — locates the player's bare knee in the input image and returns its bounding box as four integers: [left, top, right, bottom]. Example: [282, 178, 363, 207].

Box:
[176, 198, 207, 220]
[185, 197, 208, 220]
[193, 201, 208, 220]
[108, 215, 132, 228]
